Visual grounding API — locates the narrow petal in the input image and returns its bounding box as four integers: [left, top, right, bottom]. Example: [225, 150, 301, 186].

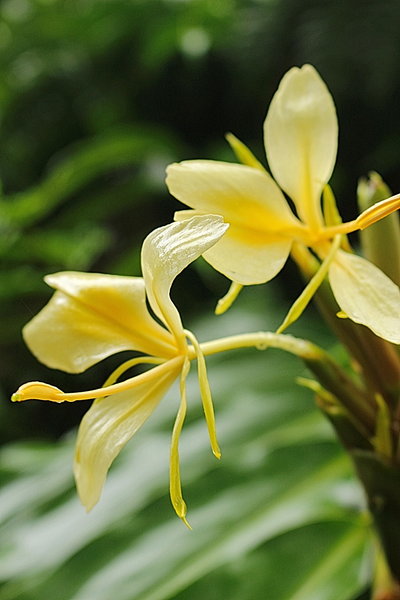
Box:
[170, 357, 191, 527]
[141, 215, 229, 349]
[185, 329, 221, 459]
[23, 272, 176, 373]
[225, 133, 266, 171]
[264, 65, 338, 231]
[202, 223, 292, 285]
[329, 250, 400, 344]
[166, 160, 300, 233]
[276, 235, 341, 333]
[74, 363, 180, 511]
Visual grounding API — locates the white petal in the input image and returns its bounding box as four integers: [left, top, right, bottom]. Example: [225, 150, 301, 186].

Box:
[23, 272, 176, 373]
[329, 251, 400, 344]
[74, 362, 180, 510]
[264, 65, 338, 230]
[141, 215, 228, 348]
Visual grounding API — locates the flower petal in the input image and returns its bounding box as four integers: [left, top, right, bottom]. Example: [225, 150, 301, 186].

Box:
[141, 215, 229, 348]
[23, 272, 176, 373]
[166, 160, 300, 233]
[174, 209, 291, 285]
[185, 329, 220, 459]
[202, 222, 292, 285]
[74, 362, 181, 511]
[264, 64, 338, 230]
[329, 250, 400, 344]
[215, 281, 243, 315]
[170, 357, 191, 527]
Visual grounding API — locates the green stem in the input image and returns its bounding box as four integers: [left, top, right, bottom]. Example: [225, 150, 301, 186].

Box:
[199, 332, 376, 432]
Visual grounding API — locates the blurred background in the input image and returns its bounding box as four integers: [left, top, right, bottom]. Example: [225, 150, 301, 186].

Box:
[1, 1, 400, 598]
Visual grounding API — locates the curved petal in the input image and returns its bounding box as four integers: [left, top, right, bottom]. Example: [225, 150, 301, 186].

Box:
[202, 222, 292, 284]
[73, 361, 181, 511]
[141, 215, 229, 349]
[166, 160, 300, 233]
[23, 272, 176, 373]
[264, 65, 338, 231]
[329, 250, 400, 344]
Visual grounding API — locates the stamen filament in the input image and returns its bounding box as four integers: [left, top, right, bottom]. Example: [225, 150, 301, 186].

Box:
[13, 356, 183, 403]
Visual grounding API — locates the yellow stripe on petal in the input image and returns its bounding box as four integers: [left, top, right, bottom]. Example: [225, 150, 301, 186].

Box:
[329, 250, 400, 344]
[166, 160, 300, 234]
[23, 273, 176, 373]
[13, 358, 183, 403]
[74, 364, 180, 512]
[264, 65, 338, 231]
[185, 329, 221, 459]
[141, 215, 229, 350]
[170, 357, 191, 528]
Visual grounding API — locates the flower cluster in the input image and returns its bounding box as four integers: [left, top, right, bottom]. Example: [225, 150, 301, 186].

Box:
[167, 65, 400, 342]
[13, 65, 400, 524]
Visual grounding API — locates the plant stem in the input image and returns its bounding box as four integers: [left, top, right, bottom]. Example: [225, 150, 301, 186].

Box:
[200, 331, 376, 432]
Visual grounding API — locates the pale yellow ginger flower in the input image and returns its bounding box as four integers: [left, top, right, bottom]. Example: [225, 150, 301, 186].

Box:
[166, 64, 400, 344]
[12, 215, 229, 526]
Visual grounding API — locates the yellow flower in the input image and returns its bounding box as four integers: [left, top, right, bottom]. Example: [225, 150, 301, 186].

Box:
[166, 64, 400, 344]
[12, 215, 229, 525]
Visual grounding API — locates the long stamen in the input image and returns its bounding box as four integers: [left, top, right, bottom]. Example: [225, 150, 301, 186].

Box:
[170, 356, 191, 528]
[12, 356, 183, 403]
[184, 329, 221, 459]
[102, 356, 165, 388]
[355, 193, 400, 229]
